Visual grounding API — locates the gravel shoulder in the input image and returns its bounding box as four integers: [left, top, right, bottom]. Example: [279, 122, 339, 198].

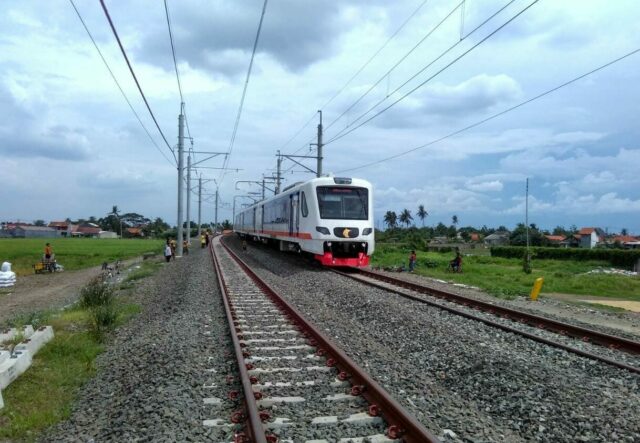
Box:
[227, 236, 640, 443]
[39, 248, 240, 442]
[376, 270, 640, 339]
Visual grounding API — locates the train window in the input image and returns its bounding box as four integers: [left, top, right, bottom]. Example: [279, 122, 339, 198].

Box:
[301, 192, 308, 217]
[316, 187, 368, 220]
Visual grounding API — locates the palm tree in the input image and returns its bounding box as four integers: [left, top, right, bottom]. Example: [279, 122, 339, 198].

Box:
[110, 205, 122, 238]
[383, 211, 398, 229]
[399, 209, 413, 228]
[452, 214, 458, 227]
[417, 205, 428, 227]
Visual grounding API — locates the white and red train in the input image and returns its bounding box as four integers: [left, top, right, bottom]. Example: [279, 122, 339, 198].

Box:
[234, 176, 374, 266]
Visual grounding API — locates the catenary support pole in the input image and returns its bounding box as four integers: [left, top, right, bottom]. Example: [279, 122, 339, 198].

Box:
[197, 177, 202, 238]
[176, 105, 185, 257]
[261, 177, 266, 200]
[276, 151, 282, 194]
[186, 153, 191, 247]
[316, 110, 323, 178]
[214, 188, 219, 232]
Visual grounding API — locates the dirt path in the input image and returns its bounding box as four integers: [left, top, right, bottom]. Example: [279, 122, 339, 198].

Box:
[0, 259, 140, 324]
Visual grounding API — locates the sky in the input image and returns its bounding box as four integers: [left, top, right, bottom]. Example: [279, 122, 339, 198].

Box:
[1, 0, 639, 233]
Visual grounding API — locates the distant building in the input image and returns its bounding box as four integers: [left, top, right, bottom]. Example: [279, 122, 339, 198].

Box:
[71, 223, 102, 238]
[98, 231, 118, 239]
[484, 231, 510, 247]
[544, 235, 566, 246]
[12, 226, 60, 238]
[126, 227, 144, 237]
[470, 233, 481, 242]
[559, 234, 581, 248]
[578, 227, 605, 249]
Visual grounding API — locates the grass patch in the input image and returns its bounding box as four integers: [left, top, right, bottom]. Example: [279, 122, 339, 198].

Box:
[371, 246, 640, 300]
[0, 238, 164, 276]
[123, 259, 163, 283]
[0, 278, 149, 440]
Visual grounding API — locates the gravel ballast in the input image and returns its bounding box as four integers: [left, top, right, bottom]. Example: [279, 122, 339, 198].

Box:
[41, 248, 242, 442]
[227, 236, 640, 443]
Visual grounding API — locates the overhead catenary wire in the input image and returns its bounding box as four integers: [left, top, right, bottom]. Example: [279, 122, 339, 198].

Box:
[99, 0, 177, 163]
[69, 0, 175, 166]
[219, 0, 269, 183]
[326, 0, 531, 146]
[324, 0, 465, 134]
[337, 45, 640, 173]
[276, 0, 432, 171]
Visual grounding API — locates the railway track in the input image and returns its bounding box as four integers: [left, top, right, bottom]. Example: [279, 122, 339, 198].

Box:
[333, 267, 640, 374]
[209, 236, 440, 442]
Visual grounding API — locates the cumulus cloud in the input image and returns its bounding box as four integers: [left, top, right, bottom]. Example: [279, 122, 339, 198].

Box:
[466, 180, 503, 192]
[418, 74, 522, 116]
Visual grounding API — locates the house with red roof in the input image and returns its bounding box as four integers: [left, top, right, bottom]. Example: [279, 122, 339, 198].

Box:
[544, 235, 566, 246]
[578, 227, 605, 249]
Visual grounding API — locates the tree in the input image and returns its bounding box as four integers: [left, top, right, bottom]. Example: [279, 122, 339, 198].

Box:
[222, 219, 233, 230]
[452, 215, 458, 227]
[417, 205, 428, 227]
[109, 205, 122, 237]
[621, 228, 628, 236]
[399, 209, 413, 228]
[383, 211, 398, 229]
[552, 225, 567, 236]
[434, 222, 448, 236]
[33, 220, 46, 226]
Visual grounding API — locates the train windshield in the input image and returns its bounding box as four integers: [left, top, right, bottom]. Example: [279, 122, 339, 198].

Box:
[316, 186, 368, 220]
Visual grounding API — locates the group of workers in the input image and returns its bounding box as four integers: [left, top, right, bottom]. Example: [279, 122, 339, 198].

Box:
[164, 232, 211, 262]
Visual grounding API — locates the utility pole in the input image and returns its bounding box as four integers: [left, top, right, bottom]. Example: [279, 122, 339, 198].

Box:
[525, 178, 530, 251]
[214, 188, 219, 232]
[186, 153, 191, 247]
[261, 177, 266, 200]
[176, 104, 185, 257]
[317, 110, 323, 178]
[276, 150, 282, 194]
[197, 176, 202, 238]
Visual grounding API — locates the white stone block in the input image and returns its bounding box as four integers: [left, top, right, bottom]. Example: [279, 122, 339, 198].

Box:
[0, 349, 33, 390]
[14, 326, 54, 356]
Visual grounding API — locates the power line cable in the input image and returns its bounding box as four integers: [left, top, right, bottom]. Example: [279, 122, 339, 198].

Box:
[69, 0, 175, 166]
[163, 0, 198, 172]
[337, 45, 640, 173]
[324, 0, 464, 133]
[276, 0, 432, 164]
[328, 0, 517, 142]
[325, 0, 538, 145]
[99, 0, 177, 162]
[219, 0, 269, 182]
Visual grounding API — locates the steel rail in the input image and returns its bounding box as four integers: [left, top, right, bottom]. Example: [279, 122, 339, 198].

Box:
[208, 240, 268, 443]
[220, 237, 441, 443]
[353, 269, 640, 355]
[334, 268, 640, 374]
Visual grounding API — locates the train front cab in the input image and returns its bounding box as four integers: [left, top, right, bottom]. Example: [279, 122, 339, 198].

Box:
[311, 178, 373, 267]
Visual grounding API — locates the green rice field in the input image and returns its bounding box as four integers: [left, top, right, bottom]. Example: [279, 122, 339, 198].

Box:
[372, 245, 640, 300]
[0, 238, 165, 276]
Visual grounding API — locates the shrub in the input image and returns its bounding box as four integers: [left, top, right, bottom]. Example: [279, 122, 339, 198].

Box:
[79, 278, 115, 308]
[491, 246, 640, 269]
[89, 304, 118, 342]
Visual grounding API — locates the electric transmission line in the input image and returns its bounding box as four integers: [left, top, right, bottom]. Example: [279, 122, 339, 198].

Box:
[99, 0, 176, 162]
[325, 0, 535, 146]
[337, 45, 640, 173]
[219, 0, 269, 183]
[69, 0, 175, 166]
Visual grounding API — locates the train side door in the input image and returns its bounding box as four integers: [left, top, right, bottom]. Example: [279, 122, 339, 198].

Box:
[252, 207, 256, 233]
[289, 192, 299, 237]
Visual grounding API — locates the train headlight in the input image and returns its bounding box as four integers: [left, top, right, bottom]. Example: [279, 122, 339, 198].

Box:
[362, 228, 372, 235]
[316, 226, 330, 235]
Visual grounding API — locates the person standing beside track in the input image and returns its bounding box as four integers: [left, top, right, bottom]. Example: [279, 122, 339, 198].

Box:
[408, 250, 417, 272]
[164, 241, 172, 263]
[200, 233, 206, 249]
